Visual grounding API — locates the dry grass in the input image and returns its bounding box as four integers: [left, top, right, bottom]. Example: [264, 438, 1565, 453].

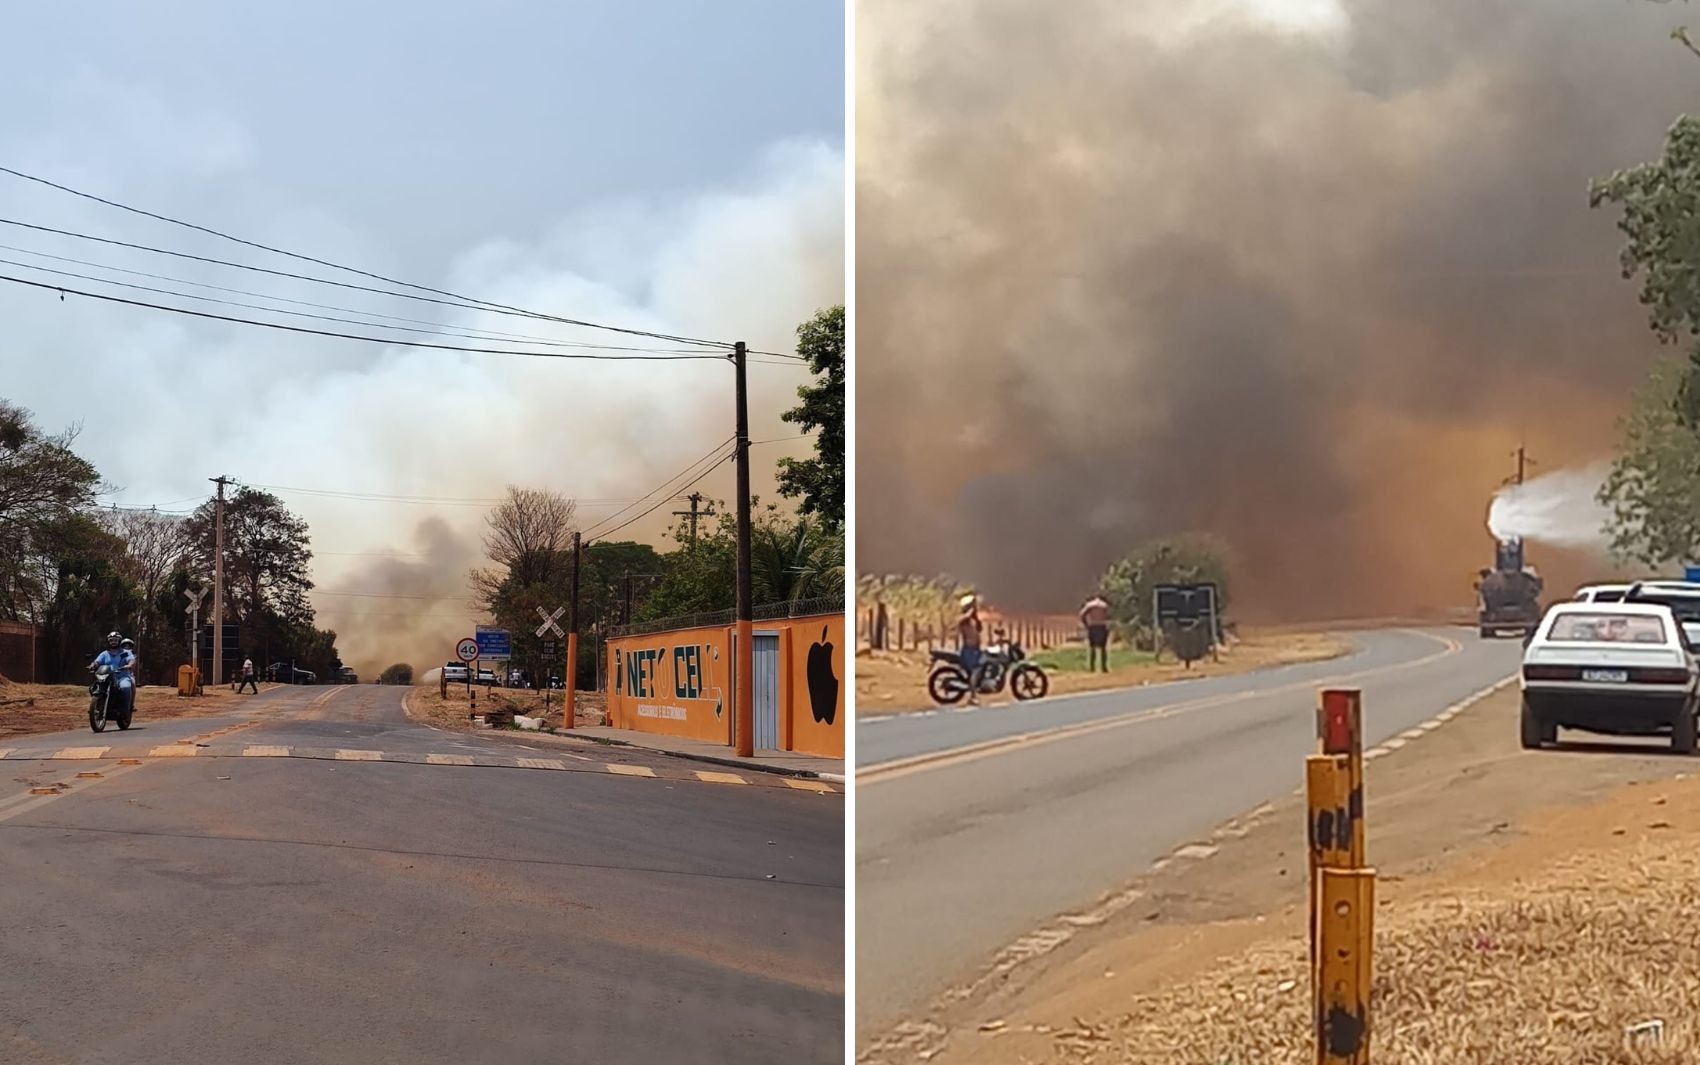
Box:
[0, 681, 281, 739]
[407, 682, 608, 731]
[1082, 841, 1700, 1063]
[855, 633, 1351, 715]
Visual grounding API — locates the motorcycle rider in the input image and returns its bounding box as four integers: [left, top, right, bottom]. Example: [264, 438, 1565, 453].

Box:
[958, 595, 985, 705]
[90, 632, 138, 717]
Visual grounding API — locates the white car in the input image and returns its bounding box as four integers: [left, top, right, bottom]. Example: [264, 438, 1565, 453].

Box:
[1521, 600, 1700, 753]
[442, 662, 470, 683]
[1572, 581, 1700, 646]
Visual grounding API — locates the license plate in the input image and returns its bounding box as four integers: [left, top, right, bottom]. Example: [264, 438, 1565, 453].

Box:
[1582, 669, 1629, 683]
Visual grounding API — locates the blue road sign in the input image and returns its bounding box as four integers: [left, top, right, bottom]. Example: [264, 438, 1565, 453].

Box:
[1685, 565, 1700, 583]
[475, 627, 512, 659]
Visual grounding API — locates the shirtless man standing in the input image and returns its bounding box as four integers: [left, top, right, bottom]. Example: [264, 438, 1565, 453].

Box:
[1080, 593, 1111, 673]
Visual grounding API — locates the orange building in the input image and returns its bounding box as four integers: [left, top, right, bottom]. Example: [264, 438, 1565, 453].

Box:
[605, 608, 844, 759]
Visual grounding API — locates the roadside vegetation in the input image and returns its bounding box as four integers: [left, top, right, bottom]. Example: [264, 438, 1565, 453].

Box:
[0, 400, 345, 686]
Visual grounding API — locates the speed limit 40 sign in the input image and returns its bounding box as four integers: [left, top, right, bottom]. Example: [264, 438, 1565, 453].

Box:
[455, 637, 479, 663]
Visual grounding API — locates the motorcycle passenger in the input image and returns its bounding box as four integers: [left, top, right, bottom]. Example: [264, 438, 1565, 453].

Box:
[90, 632, 137, 716]
[958, 595, 985, 705]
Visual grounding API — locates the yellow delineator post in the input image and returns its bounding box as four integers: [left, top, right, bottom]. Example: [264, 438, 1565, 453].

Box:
[1309, 687, 1373, 1064]
[1318, 868, 1374, 1064]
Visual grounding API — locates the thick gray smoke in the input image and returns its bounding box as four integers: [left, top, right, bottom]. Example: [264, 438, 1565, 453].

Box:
[856, 0, 1694, 619]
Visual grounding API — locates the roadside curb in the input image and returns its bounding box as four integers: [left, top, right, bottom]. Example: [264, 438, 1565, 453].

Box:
[529, 729, 841, 780]
[402, 687, 843, 781]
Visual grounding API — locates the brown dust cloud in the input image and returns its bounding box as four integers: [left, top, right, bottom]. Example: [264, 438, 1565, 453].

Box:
[854, 0, 1700, 621]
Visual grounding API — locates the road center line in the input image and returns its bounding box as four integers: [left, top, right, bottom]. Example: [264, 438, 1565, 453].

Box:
[858, 630, 1463, 786]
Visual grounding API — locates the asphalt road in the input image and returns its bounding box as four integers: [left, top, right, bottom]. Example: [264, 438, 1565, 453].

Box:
[1, 684, 843, 1065]
[854, 628, 1523, 1040]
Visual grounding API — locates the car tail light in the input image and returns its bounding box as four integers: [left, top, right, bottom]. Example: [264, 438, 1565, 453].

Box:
[1632, 668, 1693, 685]
[1523, 664, 1580, 682]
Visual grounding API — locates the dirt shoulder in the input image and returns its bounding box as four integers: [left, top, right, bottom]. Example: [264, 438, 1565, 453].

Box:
[405, 682, 607, 731]
[865, 685, 1700, 1064]
[855, 632, 1351, 716]
[0, 680, 283, 740]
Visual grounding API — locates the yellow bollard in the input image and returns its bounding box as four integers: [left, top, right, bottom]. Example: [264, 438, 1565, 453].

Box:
[1318, 867, 1375, 1064]
[1318, 689, 1365, 865]
[1306, 753, 1352, 1014]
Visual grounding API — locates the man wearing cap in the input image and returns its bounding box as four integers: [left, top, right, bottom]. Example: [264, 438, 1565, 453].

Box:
[958, 594, 985, 704]
[1080, 593, 1111, 672]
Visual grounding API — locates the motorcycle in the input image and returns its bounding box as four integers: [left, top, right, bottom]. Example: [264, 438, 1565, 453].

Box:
[928, 640, 1050, 704]
[88, 663, 134, 733]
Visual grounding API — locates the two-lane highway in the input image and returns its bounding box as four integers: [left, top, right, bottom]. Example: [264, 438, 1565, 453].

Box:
[855, 628, 1522, 1040]
[2, 683, 843, 1065]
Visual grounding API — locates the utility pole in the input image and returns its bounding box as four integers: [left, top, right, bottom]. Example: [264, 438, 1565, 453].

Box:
[671, 491, 715, 547]
[563, 530, 582, 730]
[733, 341, 755, 758]
[1502, 445, 1536, 489]
[211, 476, 230, 686]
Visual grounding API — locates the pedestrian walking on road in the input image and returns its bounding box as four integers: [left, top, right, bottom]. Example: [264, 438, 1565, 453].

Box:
[958, 594, 985, 705]
[1080, 593, 1111, 672]
[237, 656, 259, 695]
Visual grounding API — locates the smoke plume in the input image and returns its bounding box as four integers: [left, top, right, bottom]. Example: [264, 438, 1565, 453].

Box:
[856, 0, 1692, 619]
[1, 79, 842, 673]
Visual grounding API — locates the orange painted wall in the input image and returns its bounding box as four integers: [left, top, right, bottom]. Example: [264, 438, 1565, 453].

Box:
[605, 612, 845, 759]
[605, 623, 733, 744]
[784, 614, 844, 759]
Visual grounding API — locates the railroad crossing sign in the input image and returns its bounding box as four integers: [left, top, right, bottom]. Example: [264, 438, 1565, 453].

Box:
[535, 605, 566, 639]
[183, 586, 208, 616]
[455, 638, 479, 663]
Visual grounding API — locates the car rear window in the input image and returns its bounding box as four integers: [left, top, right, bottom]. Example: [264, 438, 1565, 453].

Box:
[1547, 612, 1668, 644]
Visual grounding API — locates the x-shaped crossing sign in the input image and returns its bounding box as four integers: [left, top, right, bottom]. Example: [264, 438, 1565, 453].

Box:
[535, 605, 566, 639]
[184, 586, 208, 617]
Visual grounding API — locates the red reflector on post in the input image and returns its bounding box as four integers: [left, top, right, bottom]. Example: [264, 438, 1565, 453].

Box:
[1320, 689, 1355, 754]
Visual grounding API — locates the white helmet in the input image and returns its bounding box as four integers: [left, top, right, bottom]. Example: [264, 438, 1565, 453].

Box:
[106, 631, 121, 649]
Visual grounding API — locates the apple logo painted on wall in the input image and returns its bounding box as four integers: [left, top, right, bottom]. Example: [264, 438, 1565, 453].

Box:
[806, 625, 838, 725]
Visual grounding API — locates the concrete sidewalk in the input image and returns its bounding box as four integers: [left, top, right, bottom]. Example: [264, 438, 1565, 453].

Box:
[537, 725, 845, 781]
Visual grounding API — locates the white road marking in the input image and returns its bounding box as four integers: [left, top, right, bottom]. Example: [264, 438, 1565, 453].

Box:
[242, 746, 290, 757]
[516, 758, 566, 771]
[425, 754, 474, 766]
[149, 746, 196, 758]
[334, 749, 382, 761]
[606, 764, 655, 777]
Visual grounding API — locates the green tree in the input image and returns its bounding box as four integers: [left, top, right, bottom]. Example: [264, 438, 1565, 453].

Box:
[182, 488, 337, 675]
[1598, 357, 1700, 567]
[1097, 534, 1232, 648]
[0, 400, 101, 626]
[38, 514, 143, 681]
[380, 662, 414, 685]
[635, 503, 842, 622]
[776, 305, 845, 529]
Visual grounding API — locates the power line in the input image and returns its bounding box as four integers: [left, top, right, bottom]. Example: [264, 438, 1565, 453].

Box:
[0, 273, 731, 362]
[313, 590, 479, 600]
[0, 255, 716, 356]
[594, 451, 735, 543]
[582, 436, 735, 539]
[0, 165, 745, 350]
[0, 245, 719, 354]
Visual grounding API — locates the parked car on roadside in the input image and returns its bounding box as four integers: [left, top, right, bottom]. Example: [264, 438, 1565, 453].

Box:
[1521, 598, 1700, 753]
[476, 668, 497, 687]
[442, 662, 470, 683]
